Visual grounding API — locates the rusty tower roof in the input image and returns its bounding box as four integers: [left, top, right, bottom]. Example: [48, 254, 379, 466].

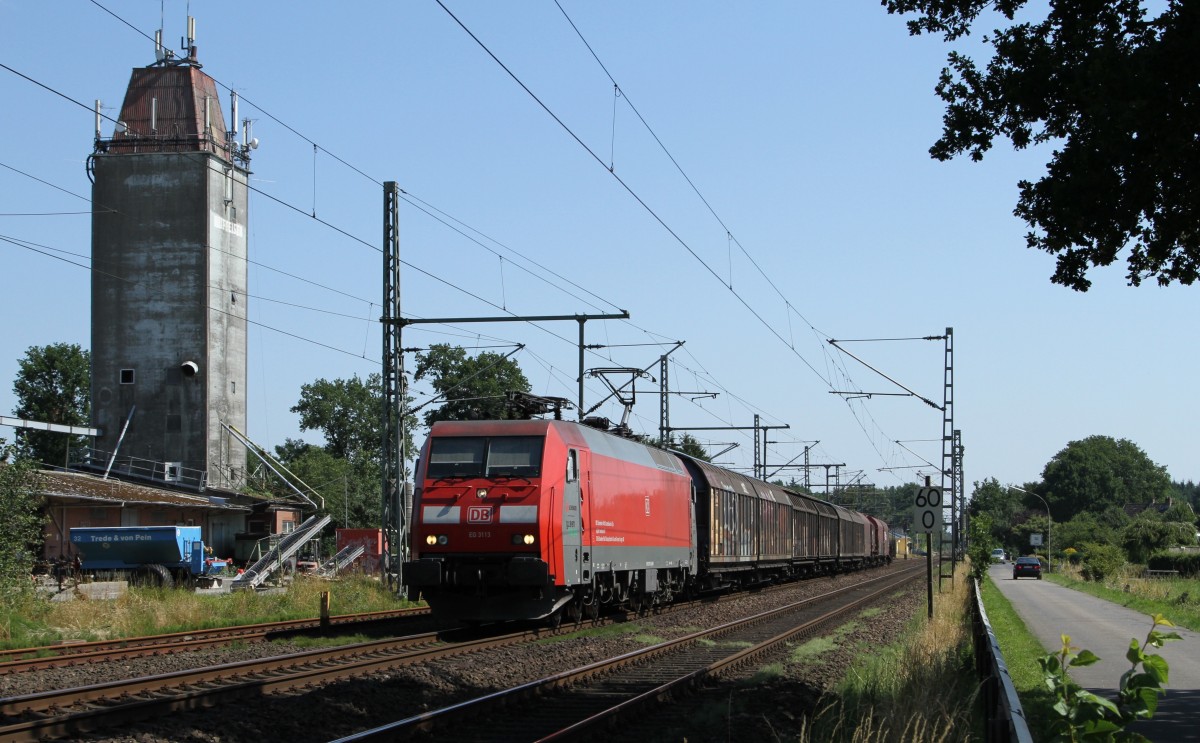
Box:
[100, 63, 231, 157]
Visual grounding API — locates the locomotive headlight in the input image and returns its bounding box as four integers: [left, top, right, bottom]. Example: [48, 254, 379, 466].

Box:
[425, 534, 437, 546]
[476, 487, 488, 499]
[523, 534, 535, 545]
[437, 535, 449, 545]
[510, 533, 535, 546]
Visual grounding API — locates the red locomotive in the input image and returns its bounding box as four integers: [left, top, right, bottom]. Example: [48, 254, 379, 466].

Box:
[405, 419, 892, 624]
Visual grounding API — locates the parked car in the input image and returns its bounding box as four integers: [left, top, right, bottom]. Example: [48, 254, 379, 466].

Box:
[990, 548, 1006, 563]
[1012, 556, 1042, 580]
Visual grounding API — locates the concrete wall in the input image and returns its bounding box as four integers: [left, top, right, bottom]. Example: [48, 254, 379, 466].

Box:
[91, 152, 248, 490]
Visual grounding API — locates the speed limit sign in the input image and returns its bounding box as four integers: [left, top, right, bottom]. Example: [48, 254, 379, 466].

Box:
[913, 486, 943, 533]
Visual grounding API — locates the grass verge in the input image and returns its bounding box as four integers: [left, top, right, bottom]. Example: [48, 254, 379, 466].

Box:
[800, 567, 981, 742]
[0, 575, 412, 648]
[1045, 565, 1199, 631]
[978, 574, 1059, 741]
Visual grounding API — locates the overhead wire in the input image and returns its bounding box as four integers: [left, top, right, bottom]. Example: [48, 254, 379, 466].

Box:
[546, 3, 935, 479]
[70, 1, 810, 449]
[19, 3, 927, 478]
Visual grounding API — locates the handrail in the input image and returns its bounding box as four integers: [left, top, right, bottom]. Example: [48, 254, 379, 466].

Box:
[972, 578, 1036, 743]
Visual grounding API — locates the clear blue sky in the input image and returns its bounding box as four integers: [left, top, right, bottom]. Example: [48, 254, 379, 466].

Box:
[2, 1, 1196, 494]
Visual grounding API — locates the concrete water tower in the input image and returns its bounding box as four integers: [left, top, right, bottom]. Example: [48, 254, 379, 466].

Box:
[89, 21, 254, 491]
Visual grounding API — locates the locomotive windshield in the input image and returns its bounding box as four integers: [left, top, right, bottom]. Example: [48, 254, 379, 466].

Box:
[426, 436, 543, 479]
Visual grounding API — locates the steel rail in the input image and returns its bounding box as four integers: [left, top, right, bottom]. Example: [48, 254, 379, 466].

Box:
[0, 607, 430, 674]
[332, 564, 922, 741]
[0, 564, 908, 741]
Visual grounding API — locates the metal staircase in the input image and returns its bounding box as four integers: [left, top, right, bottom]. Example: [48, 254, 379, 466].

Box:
[320, 544, 366, 577]
[231, 514, 331, 590]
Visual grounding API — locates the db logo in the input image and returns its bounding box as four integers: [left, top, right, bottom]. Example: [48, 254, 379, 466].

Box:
[467, 506, 493, 524]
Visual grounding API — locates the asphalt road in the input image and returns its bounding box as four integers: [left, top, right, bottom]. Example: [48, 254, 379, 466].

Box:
[988, 561, 1199, 742]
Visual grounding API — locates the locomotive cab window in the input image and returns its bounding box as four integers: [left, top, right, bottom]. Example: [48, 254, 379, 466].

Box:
[566, 450, 578, 482]
[427, 437, 486, 478]
[486, 436, 543, 478]
[427, 436, 543, 479]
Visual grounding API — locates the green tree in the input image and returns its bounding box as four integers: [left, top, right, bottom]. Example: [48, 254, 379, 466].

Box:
[270, 441, 381, 529]
[1172, 480, 1200, 513]
[884, 0, 1200, 291]
[1041, 435, 1172, 518]
[1055, 513, 1116, 552]
[1013, 513, 1052, 559]
[1080, 541, 1128, 582]
[10, 343, 91, 467]
[291, 374, 384, 460]
[1121, 517, 1196, 563]
[1161, 499, 1196, 525]
[968, 477, 1025, 554]
[285, 374, 416, 527]
[413, 344, 530, 426]
[0, 442, 45, 606]
[967, 512, 996, 582]
[673, 433, 711, 462]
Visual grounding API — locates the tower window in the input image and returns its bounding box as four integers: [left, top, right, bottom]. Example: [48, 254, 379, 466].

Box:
[120, 369, 135, 385]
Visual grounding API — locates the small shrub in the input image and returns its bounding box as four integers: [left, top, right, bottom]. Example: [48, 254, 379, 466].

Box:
[1080, 542, 1126, 582]
[1040, 614, 1181, 740]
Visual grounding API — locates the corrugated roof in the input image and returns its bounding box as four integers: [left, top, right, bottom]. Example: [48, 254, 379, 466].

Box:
[103, 65, 229, 156]
[32, 470, 249, 511]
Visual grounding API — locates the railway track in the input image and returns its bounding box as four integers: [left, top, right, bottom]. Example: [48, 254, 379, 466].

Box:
[0, 564, 914, 741]
[0, 623, 548, 742]
[0, 607, 430, 675]
[334, 564, 923, 742]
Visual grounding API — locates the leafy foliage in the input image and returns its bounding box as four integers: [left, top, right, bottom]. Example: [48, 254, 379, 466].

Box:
[1146, 551, 1200, 577]
[0, 443, 45, 608]
[413, 344, 531, 426]
[10, 343, 90, 467]
[267, 441, 380, 529]
[1039, 614, 1181, 741]
[1160, 499, 1196, 525]
[670, 433, 712, 462]
[968, 477, 1026, 553]
[291, 374, 385, 461]
[1121, 519, 1196, 563]
[967, 512, 997, 582]
[884, 0, 1200, 291]
[1012, 513, 1052, 559]
[1172, 480, 1200, 514]
[1041, 436, 1173, 518]
[284, 374, 415, 528]
[1080, 542, 1128, 582]
[1056, 513, 1118, 552]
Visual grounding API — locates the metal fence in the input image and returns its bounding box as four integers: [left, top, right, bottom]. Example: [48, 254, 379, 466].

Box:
[972, 578, 1036, 743]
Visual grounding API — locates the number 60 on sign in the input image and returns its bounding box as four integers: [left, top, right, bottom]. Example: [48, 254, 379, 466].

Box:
[913, 486, 943, 533]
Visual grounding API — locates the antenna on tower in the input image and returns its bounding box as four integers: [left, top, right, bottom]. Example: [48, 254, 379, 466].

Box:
[230, 90, 240, 142]
[154, 30, 165, 62]
[94, 100, 102, 141]
[183, 16, 197, 62]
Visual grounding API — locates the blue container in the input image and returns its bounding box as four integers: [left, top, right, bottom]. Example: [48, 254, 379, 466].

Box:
[70, 526, 203, 570]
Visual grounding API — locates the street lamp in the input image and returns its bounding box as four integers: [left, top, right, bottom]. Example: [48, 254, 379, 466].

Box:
[1011, 485, 1051, 573]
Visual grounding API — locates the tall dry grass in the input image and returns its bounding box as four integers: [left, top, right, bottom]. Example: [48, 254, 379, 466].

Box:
[800, 562, 981, 742]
